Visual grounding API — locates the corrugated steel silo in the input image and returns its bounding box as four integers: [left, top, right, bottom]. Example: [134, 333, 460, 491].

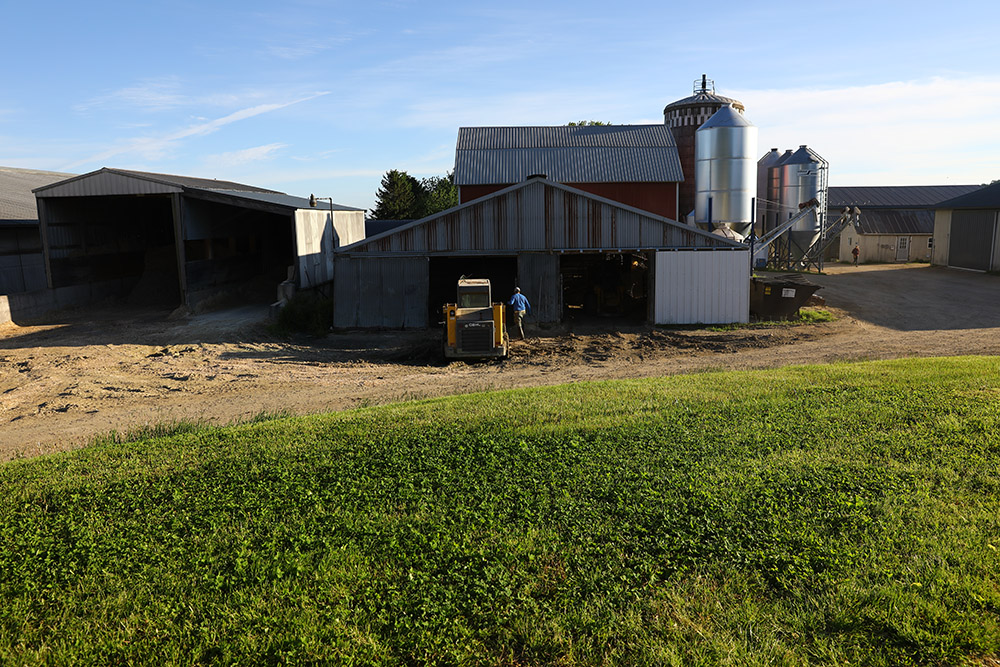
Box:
[767, 149, 794, 232]
[756, 148, 782, 236]
[778, 145, 829, 256]
[694, 105, 758, 238]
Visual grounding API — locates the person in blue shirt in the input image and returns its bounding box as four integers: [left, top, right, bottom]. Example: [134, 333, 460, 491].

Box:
[508, 287, 531, 340]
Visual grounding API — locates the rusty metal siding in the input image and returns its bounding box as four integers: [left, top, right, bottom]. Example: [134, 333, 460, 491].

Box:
[341, 181, 736, 257]
[517, 253, 560, 323]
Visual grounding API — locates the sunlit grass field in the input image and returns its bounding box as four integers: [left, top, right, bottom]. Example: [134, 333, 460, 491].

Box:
[2, 357, 999, 665]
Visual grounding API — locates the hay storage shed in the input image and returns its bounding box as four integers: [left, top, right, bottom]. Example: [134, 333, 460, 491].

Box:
[33, 168, 363, 310]
[332, 178, 749, 328]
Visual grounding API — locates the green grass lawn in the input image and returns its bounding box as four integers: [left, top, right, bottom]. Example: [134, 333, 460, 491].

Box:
[2, 357, 999, 665]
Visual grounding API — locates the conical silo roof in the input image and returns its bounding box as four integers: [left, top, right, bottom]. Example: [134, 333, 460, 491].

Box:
[758, 148, 782, 168]
[697, 104, 754, 130]
[785, 145, 827, 166]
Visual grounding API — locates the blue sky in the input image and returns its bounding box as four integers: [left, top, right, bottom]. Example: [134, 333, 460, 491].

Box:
[2, 0, 998, 211]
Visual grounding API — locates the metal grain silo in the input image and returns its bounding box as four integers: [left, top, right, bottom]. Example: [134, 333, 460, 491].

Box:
[663, 75, 746, 221]
[694, 105, 758, 238]
[756, 148, 782, 236]
[767, 149, 794, 233]
[778, 145, 828, 257]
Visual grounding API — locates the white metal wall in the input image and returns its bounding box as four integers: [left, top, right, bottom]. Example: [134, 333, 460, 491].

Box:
[654, 250, 749, 324]
[295, 209, 367, 289]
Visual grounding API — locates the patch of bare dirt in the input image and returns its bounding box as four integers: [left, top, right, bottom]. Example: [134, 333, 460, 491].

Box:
[2, 263, 999, 461]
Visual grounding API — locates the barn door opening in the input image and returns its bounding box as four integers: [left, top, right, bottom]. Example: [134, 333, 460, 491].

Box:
[560, 252, 648, 323]
[427, 256, 517, 323]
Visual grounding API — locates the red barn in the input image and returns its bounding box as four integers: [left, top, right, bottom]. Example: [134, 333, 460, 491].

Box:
[454, 125, 682, 221]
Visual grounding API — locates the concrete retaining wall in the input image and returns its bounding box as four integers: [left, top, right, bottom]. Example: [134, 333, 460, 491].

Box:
[1, 280, 128, 325]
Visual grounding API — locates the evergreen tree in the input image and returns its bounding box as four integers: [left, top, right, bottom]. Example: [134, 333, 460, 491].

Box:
[371, 169, 457, 219]
[371, 170, 421, 219]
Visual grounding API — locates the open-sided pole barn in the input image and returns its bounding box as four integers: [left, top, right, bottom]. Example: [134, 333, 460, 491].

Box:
[33, 169, 363, 311]
[333, 178, 749, 329]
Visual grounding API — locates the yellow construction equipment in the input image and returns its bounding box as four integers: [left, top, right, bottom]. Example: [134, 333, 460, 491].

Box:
[442, 278, 508, 359]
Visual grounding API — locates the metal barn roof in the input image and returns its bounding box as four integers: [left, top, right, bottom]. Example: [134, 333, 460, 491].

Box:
[828, 185, 982, 209]
[854, 209, 935, 235]
[339, 177, 741, 256]
[454, 125, 684, 185]
[210, 190, 362, 212]
[31, 167, 359, 213]
[34, 167, 283, 197]
[935, 181, 1000, 209]
[0, 166, 76, 222]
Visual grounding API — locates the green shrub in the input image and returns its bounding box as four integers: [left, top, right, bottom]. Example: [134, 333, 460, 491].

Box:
[274, 291, 332, 336]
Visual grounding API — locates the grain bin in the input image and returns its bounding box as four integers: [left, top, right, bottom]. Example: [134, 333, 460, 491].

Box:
[777, 145, 828, 257]
[694, 105, 758, 238]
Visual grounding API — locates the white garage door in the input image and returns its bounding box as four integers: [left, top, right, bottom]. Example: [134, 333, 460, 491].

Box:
[654, 250, 750, 325]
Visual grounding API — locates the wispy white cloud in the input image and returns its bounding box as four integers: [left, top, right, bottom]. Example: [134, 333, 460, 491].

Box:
[76, 77, 187, 112]
[730, 75, 1000, 185]
[203, 143, 288, 169]
[265, 37, 350, 60]
[398, 88, 636, 129]
[61, 92, 329, 170]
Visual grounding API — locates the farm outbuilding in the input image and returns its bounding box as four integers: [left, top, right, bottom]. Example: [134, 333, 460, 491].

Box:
[827, 186, 982, 264]
[32, 168, 363, 311]
[454, 125, 683, 221]
[932, 182, 1000, 271]
[1, 166, 74, 295]
[332, 177, 749, 329]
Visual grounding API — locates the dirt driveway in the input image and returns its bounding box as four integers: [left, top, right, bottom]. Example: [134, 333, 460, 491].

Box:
[2, 263, 999, 461]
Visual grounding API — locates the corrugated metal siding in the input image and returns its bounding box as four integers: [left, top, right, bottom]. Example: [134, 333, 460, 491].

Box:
[936, 182, 1000, 209]
[0, 167, 74, 219]
[457, 125, 678, 149]
[828, 185, 982, 209]
[853, 209, 935, 235]
[654, 250, 749, 324]
[36, 170, 184, 198]
[455, 126, 683, 185]
[455, 147, 683, 185]
[0, 253, 46, 294]
[949, 210, 997, 271]
[517, 253, 560, 323]
[334, 256, 428, 328]
[341, 181, 733, 256]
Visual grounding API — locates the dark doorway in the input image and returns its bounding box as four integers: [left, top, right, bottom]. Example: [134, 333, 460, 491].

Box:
[44, 195, 181, 306]
[180, 197, 294, 309]
[428, 256, 518, 322]
[560, 252, 648, 322]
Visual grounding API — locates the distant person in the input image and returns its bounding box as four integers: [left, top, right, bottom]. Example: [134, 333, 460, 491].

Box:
[852, 244, 860, 266]
[508, 287, 531, 340]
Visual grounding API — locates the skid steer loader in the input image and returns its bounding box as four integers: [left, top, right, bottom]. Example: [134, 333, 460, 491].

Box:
[442, 278, 508, 359]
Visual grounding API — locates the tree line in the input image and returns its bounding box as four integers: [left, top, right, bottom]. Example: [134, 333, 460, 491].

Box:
[370, 170, 457, 220]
